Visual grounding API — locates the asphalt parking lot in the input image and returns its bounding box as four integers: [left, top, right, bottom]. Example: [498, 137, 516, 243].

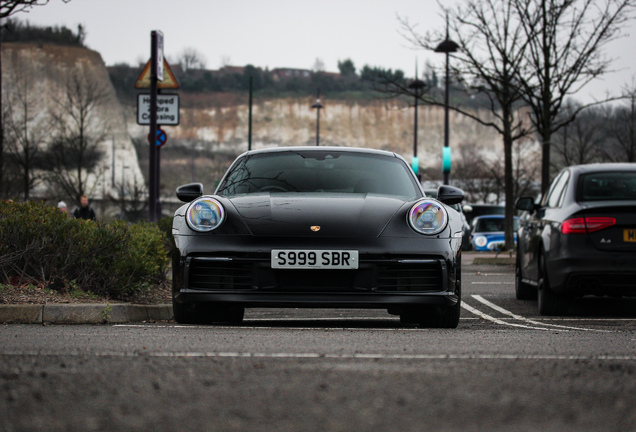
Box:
[2, 254, 636, 431]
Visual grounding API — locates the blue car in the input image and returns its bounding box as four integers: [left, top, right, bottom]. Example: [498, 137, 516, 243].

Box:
[470, 215, 519, 251]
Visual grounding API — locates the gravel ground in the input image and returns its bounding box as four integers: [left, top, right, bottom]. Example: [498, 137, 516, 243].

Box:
[0, 280, 171, 305]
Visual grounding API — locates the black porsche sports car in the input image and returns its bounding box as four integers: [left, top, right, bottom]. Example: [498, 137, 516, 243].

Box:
[515, 163, 636, 315]
[171, 147, 465, 327]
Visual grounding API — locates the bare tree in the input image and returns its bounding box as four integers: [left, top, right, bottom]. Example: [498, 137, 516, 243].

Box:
[399, 0, 533, 249]
[603, 82, 636, 162]
[551, 102, 606, 169]
[44, 69, 109, 202]
[220, 55, 231, 68]
[512, 137, 541, 199]
[0, 0, 70, 197]
[0, 0, 50, 17]
[455, 138, 540, 205]
[312, 57, 326, 73]
[3, 60, 50, 200]
[109, 175, 148, 222]
[513, 0, 635, 193]
[452, 142, 501, 204]
[176, 46, 207, 72]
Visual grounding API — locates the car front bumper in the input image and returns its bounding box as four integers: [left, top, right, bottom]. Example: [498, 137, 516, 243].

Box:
[174, 254, 459, 308]
[172, 235, 461, 309]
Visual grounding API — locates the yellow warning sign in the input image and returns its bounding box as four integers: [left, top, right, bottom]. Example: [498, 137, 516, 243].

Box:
[134, 59, 180, 89]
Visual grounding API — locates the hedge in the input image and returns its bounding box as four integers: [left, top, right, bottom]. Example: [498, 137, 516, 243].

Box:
[0, 201, 171, 298]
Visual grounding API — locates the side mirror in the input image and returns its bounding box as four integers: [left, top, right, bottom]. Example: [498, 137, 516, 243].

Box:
[515, 196, 535, 212]
[176, 183, 203, 202]
[437, 185, 464, 206]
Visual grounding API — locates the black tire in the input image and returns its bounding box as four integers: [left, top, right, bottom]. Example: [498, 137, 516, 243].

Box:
[219, 305, 245, 325]
[401, 303, 460, 328]
[399, 305, 445, 327]
[438, 259, 462, 328]
[172, 299, 196, 324]
[195, 303, 245, 325]
[172, 301, 245, 325]
[515, 253, 537, 300]
[399, 306, 421, 325]
[400, 267, 461, 329]
[537, 254, 568, 316]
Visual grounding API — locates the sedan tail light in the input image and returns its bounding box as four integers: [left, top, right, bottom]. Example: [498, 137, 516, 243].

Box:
[561, 217, 616, 234]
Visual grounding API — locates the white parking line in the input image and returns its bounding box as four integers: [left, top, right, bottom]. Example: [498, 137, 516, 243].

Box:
[4, 350, 636, 361]
[460, 302, 553, 331]
[471, 295, 609, 332]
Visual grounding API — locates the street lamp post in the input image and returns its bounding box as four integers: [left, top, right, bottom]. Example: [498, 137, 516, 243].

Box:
[408, 75, 426, 180]
[435, 19, 459, 185]
[311, 89, 323, 146]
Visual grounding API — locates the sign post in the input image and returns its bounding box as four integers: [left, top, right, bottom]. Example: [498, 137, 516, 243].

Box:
[148, 30, 163, 223]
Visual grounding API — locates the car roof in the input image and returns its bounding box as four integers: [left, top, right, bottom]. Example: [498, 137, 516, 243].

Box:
[239, 146, 401, 159]
[566, 163, 636, 174]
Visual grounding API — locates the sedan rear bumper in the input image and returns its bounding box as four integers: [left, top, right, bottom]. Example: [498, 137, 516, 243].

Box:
[546, 251, 636, 297]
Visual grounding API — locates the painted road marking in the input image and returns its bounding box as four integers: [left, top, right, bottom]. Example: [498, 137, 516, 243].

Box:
[471, 295, 609, 332]
[3, 351, 636, 361]
[460, 302, 553, 331]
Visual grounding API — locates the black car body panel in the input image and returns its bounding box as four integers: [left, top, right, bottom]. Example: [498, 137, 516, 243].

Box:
[172, 147, 464, 326]
[516, 163, 636, 314]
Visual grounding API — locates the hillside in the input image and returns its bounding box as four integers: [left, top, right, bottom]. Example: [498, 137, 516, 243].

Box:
[1, 43, 504, 209]
[123, 91, 502, 197]
[1, 42, 144, 207]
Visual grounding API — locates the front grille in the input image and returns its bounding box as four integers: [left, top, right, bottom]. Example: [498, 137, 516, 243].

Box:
[274, 269, 356, 291]
[187, 257, 254, 290]
[375, 260, 444, 292]
[185, 255, 446, 293]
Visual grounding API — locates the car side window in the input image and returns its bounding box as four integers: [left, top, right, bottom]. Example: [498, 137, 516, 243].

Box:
[547, 170, 570, 208]
[540, 172, 563, 207]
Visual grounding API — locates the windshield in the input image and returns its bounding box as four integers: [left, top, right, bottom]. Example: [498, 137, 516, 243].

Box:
[216, 150, 421, 200]
[474, 217, 519, 233]
[577, 171, 636, 202]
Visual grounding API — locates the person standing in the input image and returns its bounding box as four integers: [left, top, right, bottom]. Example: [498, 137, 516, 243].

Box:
[73, 195, 96, 220]
[57, 201, 68, 217]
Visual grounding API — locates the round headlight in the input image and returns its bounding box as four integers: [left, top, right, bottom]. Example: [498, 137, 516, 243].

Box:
[408, 199, 448, 235]
[474, 236, 488, 248]
[186, 197, 225, 232]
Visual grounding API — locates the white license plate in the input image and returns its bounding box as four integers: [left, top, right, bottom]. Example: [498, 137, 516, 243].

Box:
[271, 250, 359, 269]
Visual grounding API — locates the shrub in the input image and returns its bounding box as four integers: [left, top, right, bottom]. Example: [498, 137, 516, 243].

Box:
[0, 201, 169, 298]
[157, 216, 176, 254]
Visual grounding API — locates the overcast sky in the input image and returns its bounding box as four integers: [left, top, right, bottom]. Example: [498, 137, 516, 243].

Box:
[12, 0, 636, 102]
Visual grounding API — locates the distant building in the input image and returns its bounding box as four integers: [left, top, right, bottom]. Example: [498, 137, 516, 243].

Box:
[271, 68, 312, 81]
[219, 66, 246, 75]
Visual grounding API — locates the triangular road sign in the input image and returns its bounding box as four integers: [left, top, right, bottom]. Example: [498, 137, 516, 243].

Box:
[135, 59, 180, 89]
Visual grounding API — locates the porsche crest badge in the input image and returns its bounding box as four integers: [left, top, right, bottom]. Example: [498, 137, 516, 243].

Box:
[310, 226, 321, 232]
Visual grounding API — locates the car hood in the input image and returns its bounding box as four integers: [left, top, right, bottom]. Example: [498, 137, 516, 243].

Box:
[227, 193, 407, 237]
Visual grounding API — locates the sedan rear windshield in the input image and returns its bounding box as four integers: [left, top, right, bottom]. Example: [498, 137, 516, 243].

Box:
[216, 150, 422, 200]
[577, 171, 636, 202]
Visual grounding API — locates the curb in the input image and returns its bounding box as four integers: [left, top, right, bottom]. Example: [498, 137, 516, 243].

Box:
[0, 303, 173, 324]
[471, 257, 515, 266]
[463, 252, 516, 266]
